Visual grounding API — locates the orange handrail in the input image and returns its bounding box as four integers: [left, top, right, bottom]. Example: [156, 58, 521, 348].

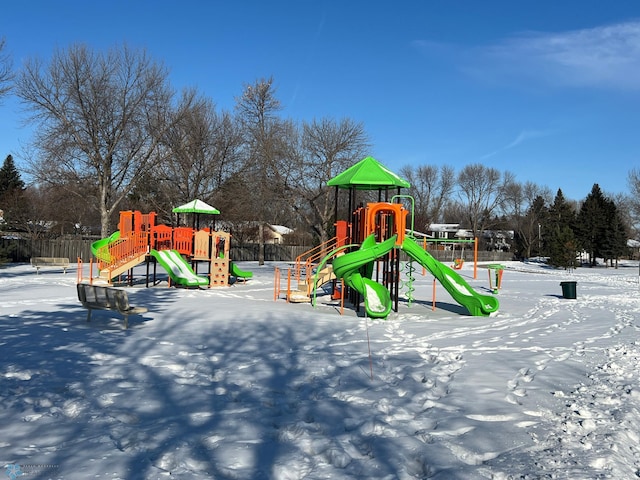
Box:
[98, 231, 148, 271]
[294, 236, 339, 279]
[293, 235, 346, 283]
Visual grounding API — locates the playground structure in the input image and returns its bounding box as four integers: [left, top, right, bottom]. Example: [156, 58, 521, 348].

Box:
[275, 156, 499, 318]
[81, 209, 252, 287]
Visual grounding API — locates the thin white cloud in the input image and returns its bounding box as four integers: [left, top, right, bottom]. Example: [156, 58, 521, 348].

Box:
[470, 21, 640, 91]
[414, 20, 640, 91]
[479, 129, 551, 161]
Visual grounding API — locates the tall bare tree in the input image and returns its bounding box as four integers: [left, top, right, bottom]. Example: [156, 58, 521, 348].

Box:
[291, 117, 369, 243]
[234, 77, 292, 263]
[0, 37, 12, 102]
[628, 168, 640, 235]
[500, 177, 552, 258]
[400, 164, 455, 232]
[15, 43, 177, 236]
[145, 90, 244, 221]
[612, 192, 636, 241]
[456, 163, 504, 239]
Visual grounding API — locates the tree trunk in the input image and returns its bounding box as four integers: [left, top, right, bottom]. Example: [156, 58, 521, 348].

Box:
[258, 223, 265, 265]
[101, 209, 111, 238]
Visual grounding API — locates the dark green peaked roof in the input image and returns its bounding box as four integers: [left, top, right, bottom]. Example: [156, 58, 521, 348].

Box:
[327, 156, 410, 190]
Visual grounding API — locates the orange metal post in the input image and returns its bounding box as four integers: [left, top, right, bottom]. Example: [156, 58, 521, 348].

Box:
[273, 267, 280, 301]
[432, 279, 436, 311]
[473, 237, 478, 279]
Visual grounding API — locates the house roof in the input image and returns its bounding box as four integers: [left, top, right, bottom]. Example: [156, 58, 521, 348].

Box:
[269, 225, 293, 235]
[455, 229, 474, 238]
[428, 224, 460, 231]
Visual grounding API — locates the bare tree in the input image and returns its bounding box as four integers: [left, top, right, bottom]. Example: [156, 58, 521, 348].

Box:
[0, 38, 13, 102]
[612, 192, 636, 241]
[15, 43, 177, 237]
[290, 117, 369, 243]
[400, 164, 455, 232]
[6, 184, 86, 240]
[148, 90, 244, 220]
[456, 163, 503, 239]
[500, 177, 552, 257]
[234, 77, 293, 263]
[628, 168, 640, 235]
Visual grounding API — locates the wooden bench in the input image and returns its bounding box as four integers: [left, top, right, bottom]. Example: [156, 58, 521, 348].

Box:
[76, 283, 148, 329]
[31, 257, 70, 274]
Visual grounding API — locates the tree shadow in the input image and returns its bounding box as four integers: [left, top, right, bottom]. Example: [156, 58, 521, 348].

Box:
[2, 282, 478, 478]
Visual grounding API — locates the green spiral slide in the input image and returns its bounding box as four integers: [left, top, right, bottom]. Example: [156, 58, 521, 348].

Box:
[331, 233, 499, 318]
[331, 234, 397, 318]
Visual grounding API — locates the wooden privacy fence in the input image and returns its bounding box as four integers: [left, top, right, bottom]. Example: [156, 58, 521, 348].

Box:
[0, 237, 314, 263]
[1, 237, 94, 263]
[0, 237, 514, 264]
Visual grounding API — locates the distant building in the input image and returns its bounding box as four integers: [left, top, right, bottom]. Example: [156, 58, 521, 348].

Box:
[426, 224, 513, 251]
[482, 230, 513, 252]
[216, 221, 293, 244]
[427, 224, 473, 241]
[267, 225, 294, 244]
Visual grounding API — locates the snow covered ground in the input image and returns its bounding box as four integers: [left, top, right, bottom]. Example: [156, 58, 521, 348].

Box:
[2, 259, 640, 479]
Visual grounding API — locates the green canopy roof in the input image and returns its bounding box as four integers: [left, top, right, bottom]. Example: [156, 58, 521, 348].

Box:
[172, 199, 220, 215]
[327, 156, 410, 190]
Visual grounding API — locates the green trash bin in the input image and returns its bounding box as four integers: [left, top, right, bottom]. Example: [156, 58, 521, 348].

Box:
[560, 281, 577, 299]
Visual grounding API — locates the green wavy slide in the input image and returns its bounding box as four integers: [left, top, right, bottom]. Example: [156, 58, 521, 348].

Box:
[150, 249, 209, 287]
[401, 237, 499, 316]
[331, 233, 499, 318]
[331, 234, 397, 318]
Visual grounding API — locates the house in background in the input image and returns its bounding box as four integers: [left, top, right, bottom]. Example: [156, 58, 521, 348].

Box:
[424, 224, 473, 252]
[427, 224, 473, 241]
[482, 230, 513, 252]
[266, 225, 294, 244]
[426, 224, 513, 252]
[217, 221, 294, 244]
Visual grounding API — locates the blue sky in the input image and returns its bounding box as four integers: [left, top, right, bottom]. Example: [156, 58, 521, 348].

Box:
[1, 1, 639, 202]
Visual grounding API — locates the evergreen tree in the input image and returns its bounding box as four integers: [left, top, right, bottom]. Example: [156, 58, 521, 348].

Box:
[0, 155, 25, 196]
[548, 225, 578, 270]
[0, 155, 27, 232]
[547, 189, 578, 269]
[600, 198, 628, 267]
[576, 184, 609, 266]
